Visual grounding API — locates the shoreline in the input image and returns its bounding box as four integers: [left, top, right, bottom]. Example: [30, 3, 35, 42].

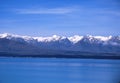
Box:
[0, 54, 120, 60]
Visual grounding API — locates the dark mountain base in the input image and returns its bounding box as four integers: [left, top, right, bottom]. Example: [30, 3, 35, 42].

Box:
[0, 52, 120, 60]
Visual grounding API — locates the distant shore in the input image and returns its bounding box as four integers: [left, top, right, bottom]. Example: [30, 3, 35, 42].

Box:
[0, 52, 120, 60]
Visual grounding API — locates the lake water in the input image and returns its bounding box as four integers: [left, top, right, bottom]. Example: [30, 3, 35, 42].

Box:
[0, 57, 120, 83]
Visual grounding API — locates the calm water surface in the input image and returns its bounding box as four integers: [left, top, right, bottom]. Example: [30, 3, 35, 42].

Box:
[0, 57, 120, 83]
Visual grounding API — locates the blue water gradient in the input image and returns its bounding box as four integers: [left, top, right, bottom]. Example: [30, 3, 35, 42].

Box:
[0, 57, 120, 83]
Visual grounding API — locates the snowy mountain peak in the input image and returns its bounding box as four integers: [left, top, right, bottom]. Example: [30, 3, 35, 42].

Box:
[33, 35, 65, 42]
[68, 35, 83, 43]
[0, 33, 21, 39]
[94, 36, 112, 41]
[0, 33, 12, 38]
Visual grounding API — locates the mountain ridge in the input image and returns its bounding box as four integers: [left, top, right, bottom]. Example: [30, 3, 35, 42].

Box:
[0, 33, 120, 56]
[0, 33, 120, 44]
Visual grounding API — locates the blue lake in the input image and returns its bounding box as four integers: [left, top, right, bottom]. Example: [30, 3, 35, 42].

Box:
[0, 57, 120, 83]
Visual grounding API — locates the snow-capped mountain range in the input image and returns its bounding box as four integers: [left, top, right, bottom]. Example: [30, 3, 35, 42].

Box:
[0, 33, 119, 44]
[0, 33, 120, 55]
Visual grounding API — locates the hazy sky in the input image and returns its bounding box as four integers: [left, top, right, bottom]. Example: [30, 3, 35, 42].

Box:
[0, 0, 120, 36]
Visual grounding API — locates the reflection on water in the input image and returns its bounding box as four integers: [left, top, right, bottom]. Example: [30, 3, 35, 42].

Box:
[0, 57, 120, 83]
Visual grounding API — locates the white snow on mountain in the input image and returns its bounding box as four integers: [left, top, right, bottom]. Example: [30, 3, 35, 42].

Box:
[0, 33, 34, 42]
[33, 35, 66, 42]
[94, 36, 112, 41]
[68, 35, 83, 43]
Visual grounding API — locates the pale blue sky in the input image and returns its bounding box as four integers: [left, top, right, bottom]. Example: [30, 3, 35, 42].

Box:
[0, 0, 120, 36]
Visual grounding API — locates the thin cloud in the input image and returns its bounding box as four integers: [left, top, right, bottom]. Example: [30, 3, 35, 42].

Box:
[15, 7, 77, 14]
[90, 8, 120, 16]
[102, 10, 120, 16]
